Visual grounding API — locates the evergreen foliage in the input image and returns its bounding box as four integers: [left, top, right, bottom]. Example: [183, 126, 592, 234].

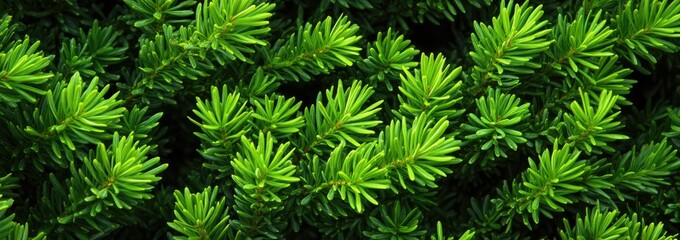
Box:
[1, 0, 680, 239]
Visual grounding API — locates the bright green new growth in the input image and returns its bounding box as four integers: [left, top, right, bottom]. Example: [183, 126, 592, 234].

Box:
[231, 131, 299, 238]
[30, 133, 166, 237]
[380, 115, 461, 190]
[262, 15, 363, 82]
[559, 205, 676, 240]
[2, 0, 680, 239]
[520, 143, 586, 224]
[469, 0, 552, 89]
[167, 186, 230, 240]
[359, 28, 420, 91]
[563, 89, 628, 155]
[189, 84, 251, 166]
[461, 88, 530, 163]
[0, 37, 53, 104]
[299, 80, 383, 155]
[125, 0, 275, 105]
[250, 94, 304, 139]
[23, 73, 125, 169]
[614, 0, 680, 66]
[321, 142, 390, 213]
[395, 53, 464, 122]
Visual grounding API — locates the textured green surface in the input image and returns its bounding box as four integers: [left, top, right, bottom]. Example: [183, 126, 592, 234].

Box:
[1, 0, 680, 239]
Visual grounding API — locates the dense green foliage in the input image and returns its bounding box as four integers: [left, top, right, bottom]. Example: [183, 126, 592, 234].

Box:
[1, 0, 680, 239]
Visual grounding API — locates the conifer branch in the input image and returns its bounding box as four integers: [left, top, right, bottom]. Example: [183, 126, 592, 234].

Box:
[468, 0, 552, 90]
[262, 15, 362, 82]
